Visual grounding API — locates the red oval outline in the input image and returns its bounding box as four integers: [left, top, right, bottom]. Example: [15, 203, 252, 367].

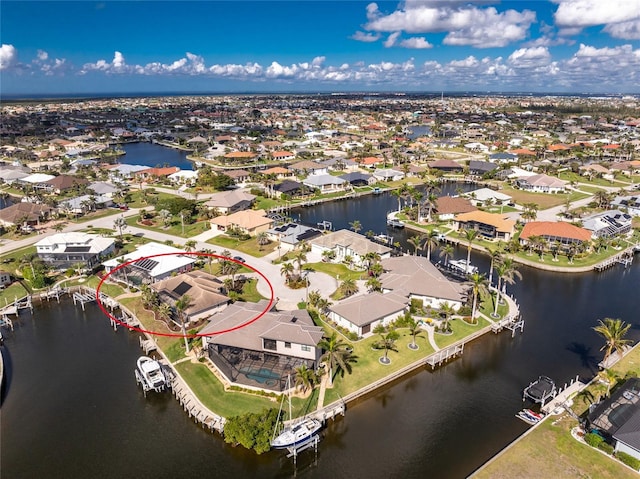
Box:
[96, 251, 275, 338]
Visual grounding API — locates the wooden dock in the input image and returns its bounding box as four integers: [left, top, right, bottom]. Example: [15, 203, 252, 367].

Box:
[594, 244, 638, 271]
[491, 315, 525, 337]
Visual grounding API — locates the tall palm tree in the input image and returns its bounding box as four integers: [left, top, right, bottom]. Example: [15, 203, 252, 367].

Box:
[412, 190, 424, 222]
[174, 294, 193, 353]
[375, 330, 400, 364]
[468, 272, 488, 323]
[488, 247, 503, 285]
[593, 318, 632, 364]
[183, 239, 197, 253]
[422, 230, 439, 261]
[464, 228, 479, 273]
[439, 301, 455, 331]
[339, 278, 359, 297]
[292, 249, 307, 277]
[280, 262, 294, 284]
[113, 215, 128, 240]
[294, 364, 317, 393]
[499, 257, 522, 295]
[439, 244, 454, 266]
[349, 220, 362, 234]
[256, 231, 269, 250]
[406, 317, 424, 350]
[366, 277, 382, 292]
[318, 333, 356, 386]
[408, 234, 423, 256]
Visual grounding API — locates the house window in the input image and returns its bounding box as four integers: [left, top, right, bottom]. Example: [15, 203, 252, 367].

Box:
[284, 342, 291, 349]
[263, 339, 277, 351]
[301, 345, 311, 352]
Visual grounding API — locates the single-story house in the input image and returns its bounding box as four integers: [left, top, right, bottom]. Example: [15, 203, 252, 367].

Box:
[468, 160, 499, 176]
[0, 271, 14, 289]
[102, 242, 196, 285]
[339, 171, 376, 186]
[44, 174, 89, 194]
[489, 152, 517, 163]
[133, 166, 180, 180]
[434, 196, 477, 220]
[328, 291, 408, 337]
[150, 270, 230, 325]
[88, 181, 119, 197]
[454, 211, 517, 241]
[58, 194, 113, 215]
[379, 256, 466, 311]
[168, 170, 198, 185]
[610, 194, 640, 217]
[224, 169, 252, 184]
[519, 221, 592, 249]
[201, 300, 324, 391]
[462, 187, 513, 207]
[0, 202, 53, 228]
[261, 166, 293, 179]
[588, 378, 640, 461]
[302, 174, 346, 192]
[273, 180, 307, 198]
[271, 150, 295, 161]
[428, 159, 464, 172]
[582, 210, 633, 238]
[210, 209, 274, 236]
[372, 168, 405, 182]
[290, 160, 327, 176]
[266, 223, 323, 247]
[515, 174, 567, 194]
[310, 229, 392, 268]
[35, 232, 116, 270]
[204, 190, 256, 214]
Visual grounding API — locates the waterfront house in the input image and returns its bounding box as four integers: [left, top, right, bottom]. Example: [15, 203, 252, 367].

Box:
[434, 196, 477, 221]
[454, 211, 516, 241]
[462, 188, 513, 207]
[201, 300, 324, 391]
[372, 168, 405, 182]
[36, 232, 115, 271]
[515, 174, 567, 194]
[272, 180, 306, 198]
[328, 292, 408, 337]
[588, 377, 640, 461]
[379, 256, 466, 311]
[150, 270, 229, 325]
[428, 159, 464, 173]
[102, 242, 196, 285]
[468, 160, 499, 176]
[519, 222, 592, 249]
[204, 190, 256, 215]
[339, 171, 376, 186]
[210, 209, 274, 236]
[0, 271, 13, 289]
[582, 210, 632, 238]
[302, 173, 346, 192]
[310, 229, 392, 268]
[266, 223, 323, 247]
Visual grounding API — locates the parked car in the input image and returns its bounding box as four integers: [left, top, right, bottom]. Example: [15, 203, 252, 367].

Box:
[232, 256, 246, 263]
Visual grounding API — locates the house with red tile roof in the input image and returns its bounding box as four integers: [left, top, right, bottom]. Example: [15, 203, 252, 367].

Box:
[271, 150, 295, 161]
[454, 211, 516, 241]
[519, 221, 592, 249]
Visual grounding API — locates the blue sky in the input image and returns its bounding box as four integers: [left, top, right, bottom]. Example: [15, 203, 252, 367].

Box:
[1, 1, 639, 95]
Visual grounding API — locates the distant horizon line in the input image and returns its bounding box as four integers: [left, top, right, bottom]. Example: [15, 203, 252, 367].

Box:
[2, 90, 639, 102]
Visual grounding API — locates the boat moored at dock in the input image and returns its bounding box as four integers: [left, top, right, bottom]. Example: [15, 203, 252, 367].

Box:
[135, 356, 168, 393]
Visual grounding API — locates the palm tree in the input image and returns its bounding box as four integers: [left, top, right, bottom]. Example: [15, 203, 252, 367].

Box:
[500, 257, 522, 295]
[597, 368, 619, 398]
[468, 272, 488, 323]
[318, 332, 356, 386]
[593, 318, 632, 364]
[406, 317, 424, 350]
[53, 222, 66, 233]
[339, 278, 359, 297]
[391, 188, 403, 212]
[157, 303, 172, 323]
[464, 228, 479, 273]
[365, 277, 382, 292]
[412, 190, 424, 222]
[488, 247, 503, 285]
[408, 234, 423, 256]
[292, 249, 307, 277]
[183, 240, 197, 253]
[174, 294, 193, 353]
[113, 215, 128, 240]
[439, 244, 454, 266]
[349, 220, 362, 234]
[256, 231, 269, 250]
[280, 262, 294, 284]
[438, 301, 455, 332]
[375, 330, 400, 364]
[422, 230, 439, 261]
[293, 364, 317, 393]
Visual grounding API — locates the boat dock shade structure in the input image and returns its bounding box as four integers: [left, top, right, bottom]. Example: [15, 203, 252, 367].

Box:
[523, 375, 557, 406]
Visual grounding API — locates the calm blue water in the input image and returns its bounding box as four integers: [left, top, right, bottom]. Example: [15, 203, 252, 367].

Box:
[3, 190, 640, 478]
[121, 142, 194, 170]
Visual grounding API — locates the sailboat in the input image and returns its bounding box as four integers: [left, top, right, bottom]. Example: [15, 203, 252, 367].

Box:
[271, 375, 322, 450]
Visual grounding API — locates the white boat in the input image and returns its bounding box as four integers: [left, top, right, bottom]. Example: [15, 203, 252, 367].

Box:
[448, 259, 478, 274]
[387, 218, 405, 228]
[136, 356, 167, 392]
[516, 409, 542, 425]
[271, 375, 322, 450]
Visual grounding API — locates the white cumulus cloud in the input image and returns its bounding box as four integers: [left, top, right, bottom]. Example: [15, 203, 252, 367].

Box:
[0, 44, 17, 70]
[553, 0, 640, 39]
[399, 37, 433, 49]
[351, 31, 380, 43]
[384, 32, 401, 48]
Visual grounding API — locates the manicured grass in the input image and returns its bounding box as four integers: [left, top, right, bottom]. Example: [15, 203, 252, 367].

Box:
[612, 342, 640, 378]
[58, 276, 127, 298]
[500, 186, 576, 210]
[434, 316, 490, 348]
[0, 245, 37, 265]
[127, 190, 178, 208]
[206, 234, 278, 257]
[559, 171, 628, 188]
[238, 278, 267, 303]
[323, 330, 435, 405]
[125, 215, 210, 239]
[0, 281, 30, 305]
[302, 262, 365, 281]
[473, 416, 636, 479]
[479, 291, 509, 319]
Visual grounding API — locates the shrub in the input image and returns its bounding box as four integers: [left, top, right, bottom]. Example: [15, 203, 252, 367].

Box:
[584, 432, 603, 447]
[598, 441, 614, 455]
[616, 451, 640, 470]
[223, 408, 280, 454]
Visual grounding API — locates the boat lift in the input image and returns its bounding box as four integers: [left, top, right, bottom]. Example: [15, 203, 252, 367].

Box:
[523, 376, 557, 407]
[286, 434, 320, 466]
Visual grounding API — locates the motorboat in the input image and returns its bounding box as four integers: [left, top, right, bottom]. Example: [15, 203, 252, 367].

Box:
[136, 356, 167, 392]
[516, 409, 542, 425]
[448, 259, 478, 274]
[271, 417, 323, 449]
[387, 218, 405, 228]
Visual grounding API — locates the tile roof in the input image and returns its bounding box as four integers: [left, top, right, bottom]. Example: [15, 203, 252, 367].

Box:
[435, 196, 477, 215]
[454, 211, 516, 233]
[520, 221, 592, 242]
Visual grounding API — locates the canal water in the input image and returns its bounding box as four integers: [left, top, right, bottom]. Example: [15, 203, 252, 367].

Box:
[3, 191, 640, 478]
[120, 142, 194, 171]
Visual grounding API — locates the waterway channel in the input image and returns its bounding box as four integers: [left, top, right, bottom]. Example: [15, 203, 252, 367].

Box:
[121, 142, 194, 171]
[2, 183, 640, 478]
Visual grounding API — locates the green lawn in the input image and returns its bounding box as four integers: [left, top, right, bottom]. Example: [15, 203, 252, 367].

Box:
[559, 171, 628, 188]
[500, 185, 578, 210]
[302, 262, 365, 281]
[206, 234, 278, 257]
[434, 316, 490, 348]
[0, 245, 37, 266]
[174, 361, 318, 418]
[125, 215, 210, 239]
[0, 281, 30, 305]
[238, 278, 267, 303]
[323, 329, 435, 405]
[58, 276, 127, 298]
[473, 416, 636, 479]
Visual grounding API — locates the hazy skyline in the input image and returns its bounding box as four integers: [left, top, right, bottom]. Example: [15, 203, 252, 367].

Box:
[1, 0, 639, 95]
